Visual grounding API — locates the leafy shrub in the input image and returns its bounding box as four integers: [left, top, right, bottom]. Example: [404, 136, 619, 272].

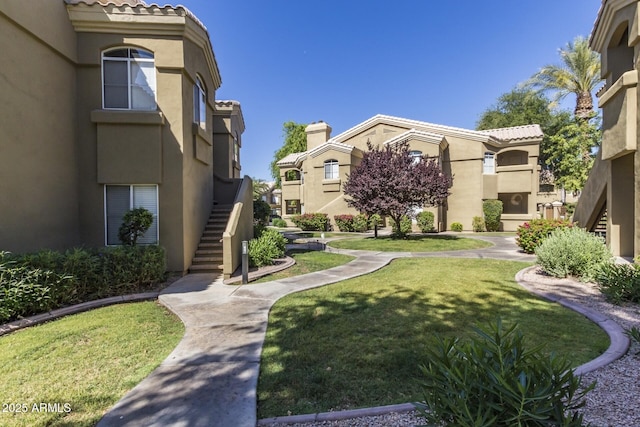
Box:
[334, 214, 355, 232]
[249, 228, 287, 267]
[472, 216, 486, 232]
[483, 199, 503, 232]
[352, 214, 369, 232]
[0, 246, 166, 323]
[254, 223, 267, 239]
[415, 319, 594, 427]
[596, 262, 640, 304]
[535, 227, 612, 281]
[100, 245, 166, 292]
[450, 222, 463, 232]
[0, 252, 73, 322]
[368, 214, 382, 229]
[119, 207, 154, 245]
[253, 199, 271, 225]
[392, 216, 413, 237]
[416, 211, 435, 233]
[291, 213, 329, 231]
[516, 218, 573, 254]
[272, 218, 287, 228]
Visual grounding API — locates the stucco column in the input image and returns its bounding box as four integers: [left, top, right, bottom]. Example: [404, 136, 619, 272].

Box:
[608, 153, 635, 257]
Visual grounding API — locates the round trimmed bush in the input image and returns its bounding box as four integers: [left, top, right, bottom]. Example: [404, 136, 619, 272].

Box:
[248, 228, 287, 267]
[516, 219, 573, 254]
[483, 199, 503, 232]
[450, 222, 463, 232]
[272, 218, 287, 228]
[416, 211, 435, 233]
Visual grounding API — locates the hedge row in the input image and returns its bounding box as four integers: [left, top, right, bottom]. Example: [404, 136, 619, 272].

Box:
[0, 246, 166, 323]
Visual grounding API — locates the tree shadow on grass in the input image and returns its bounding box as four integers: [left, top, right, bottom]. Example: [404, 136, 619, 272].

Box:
[257, 280, 608, 418]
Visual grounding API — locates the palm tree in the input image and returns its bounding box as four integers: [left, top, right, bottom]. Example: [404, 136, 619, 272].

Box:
[528, 36, 601, 119]
[252, 177, 271, 200]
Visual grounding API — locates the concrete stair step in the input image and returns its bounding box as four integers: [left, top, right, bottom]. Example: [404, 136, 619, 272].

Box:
[190, 205, 232, 273]
[197, 242, 222, 248]
[193, 256, 223, 265]
[189, 263, 224, 272]
[196, 248, 223, 255]
[204, 226, 225, 232]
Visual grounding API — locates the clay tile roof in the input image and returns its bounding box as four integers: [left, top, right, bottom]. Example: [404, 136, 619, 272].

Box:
[478, 124, 544, 142]
[277, 152, 306, 166]
[66, 0, 146, 5]
[64, 1, 208, 32]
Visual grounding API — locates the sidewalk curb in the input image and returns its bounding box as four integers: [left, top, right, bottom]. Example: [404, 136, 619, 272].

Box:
[515, 266, 630, 375]
[257, 403, 417, 425]
[0, 292, 159, 336]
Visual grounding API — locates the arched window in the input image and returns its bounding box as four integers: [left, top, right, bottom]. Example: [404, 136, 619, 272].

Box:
[194, 76, 207, 129]
[497, 150, 528, 167]
[324, 159, 339, 179]
[102, 47, 156, 110]
[284, 169, 301, 181]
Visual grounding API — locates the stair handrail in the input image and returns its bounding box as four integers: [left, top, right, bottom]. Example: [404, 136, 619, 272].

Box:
[221, 176, 254, 278]
[573, 147, 608, 230]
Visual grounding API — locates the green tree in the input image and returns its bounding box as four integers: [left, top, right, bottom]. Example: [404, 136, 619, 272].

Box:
[476, 88, 572, 167]
[545, 115, 601, 192]
[527, 36, 601, 119]
[270, 121, 307, 187]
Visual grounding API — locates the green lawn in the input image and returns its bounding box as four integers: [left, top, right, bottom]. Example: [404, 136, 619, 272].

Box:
[258, 258, 609, 418]
[252, 250, 355, 284]
[328, 234, 493, 251]
[0, 302, 183, 427]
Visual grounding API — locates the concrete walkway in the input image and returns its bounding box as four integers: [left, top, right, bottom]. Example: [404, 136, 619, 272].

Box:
[95, 235, 623, 426]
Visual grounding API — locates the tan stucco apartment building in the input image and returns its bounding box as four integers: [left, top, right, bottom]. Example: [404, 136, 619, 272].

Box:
[278, 115, 547, 231]
[574, 0, 640, 259]
[0, 0, 252, 274]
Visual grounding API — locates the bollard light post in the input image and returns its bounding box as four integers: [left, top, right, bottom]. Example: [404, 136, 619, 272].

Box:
[242, 240, 249, 284]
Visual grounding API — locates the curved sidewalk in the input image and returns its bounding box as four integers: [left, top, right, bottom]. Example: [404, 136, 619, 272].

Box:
[96, 235, 627, 426]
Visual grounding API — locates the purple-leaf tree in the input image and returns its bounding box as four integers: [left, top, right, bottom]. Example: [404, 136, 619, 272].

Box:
[343, 141, 452, 238]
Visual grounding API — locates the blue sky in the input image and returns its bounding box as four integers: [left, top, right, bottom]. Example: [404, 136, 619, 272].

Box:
[178, 1, 602, 180]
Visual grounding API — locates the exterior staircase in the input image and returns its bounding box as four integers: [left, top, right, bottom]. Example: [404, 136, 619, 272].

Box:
[593, 207, 607, 240]
[189, 205, 233, 274]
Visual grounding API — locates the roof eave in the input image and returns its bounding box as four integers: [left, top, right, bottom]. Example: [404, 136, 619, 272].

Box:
[65, 1, 221, 88]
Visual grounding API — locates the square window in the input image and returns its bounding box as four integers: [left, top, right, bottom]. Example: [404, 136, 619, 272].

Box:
[105, 185, 158, 245]
[324, 160, 339, 180]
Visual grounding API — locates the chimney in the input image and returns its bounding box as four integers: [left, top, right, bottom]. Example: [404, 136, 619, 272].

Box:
[305, 121, 332, 151]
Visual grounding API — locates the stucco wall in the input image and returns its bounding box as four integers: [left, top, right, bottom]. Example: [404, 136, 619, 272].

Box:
[73, 28, 219, 272]
[588, 0, 640, 258]
[0, 4, 81, 252]
[180, 39, 217, 272]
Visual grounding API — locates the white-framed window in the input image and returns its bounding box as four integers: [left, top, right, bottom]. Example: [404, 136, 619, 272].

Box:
[324, 159, 339, 179]
[194, 76, 207, 129]
[105, 185, 158, 245]
[102, 48, 156, 110]
[483, 152, 496, 174]
[410, 150, 423, 164]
